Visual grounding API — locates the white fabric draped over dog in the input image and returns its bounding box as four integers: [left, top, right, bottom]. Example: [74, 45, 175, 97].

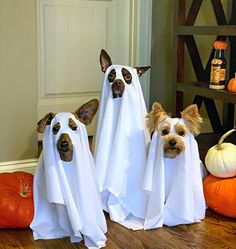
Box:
[94, 65, 150, 230]
[30, 113, 107, 249]
[143, 117, 206, 229]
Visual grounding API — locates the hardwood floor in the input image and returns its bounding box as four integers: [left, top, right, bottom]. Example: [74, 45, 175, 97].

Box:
[1, 133, 236, 249]
[0, 210, 235, 249]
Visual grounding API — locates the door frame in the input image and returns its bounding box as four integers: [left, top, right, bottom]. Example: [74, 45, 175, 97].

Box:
[129, 0, 152, 105]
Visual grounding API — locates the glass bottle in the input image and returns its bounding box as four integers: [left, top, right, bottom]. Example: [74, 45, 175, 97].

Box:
[209, 40, 227, 90]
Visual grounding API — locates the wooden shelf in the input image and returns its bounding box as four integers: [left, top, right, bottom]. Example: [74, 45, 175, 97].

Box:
[177, 25, 236, 36]
[173, 0, 236, 133]
[176, 82, 236, 104]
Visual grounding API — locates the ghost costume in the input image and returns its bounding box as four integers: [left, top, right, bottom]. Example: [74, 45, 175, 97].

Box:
[30, 113, 107, 249]
[94, 65, 150, 230]
[143, 118, 206, 229]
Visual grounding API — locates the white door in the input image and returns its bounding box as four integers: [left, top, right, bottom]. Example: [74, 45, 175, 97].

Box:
[37, 0, 152, 134]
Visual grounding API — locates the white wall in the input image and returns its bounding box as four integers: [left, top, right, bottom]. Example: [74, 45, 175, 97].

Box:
[0, 0, 38, 162]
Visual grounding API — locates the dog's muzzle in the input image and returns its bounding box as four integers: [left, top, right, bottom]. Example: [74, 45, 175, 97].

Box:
[112, 79, 125, 98]
[163, 135, 185, 159]
[57, 133, 73, 162]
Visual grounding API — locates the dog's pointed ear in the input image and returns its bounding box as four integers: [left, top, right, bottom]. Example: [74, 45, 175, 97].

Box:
[181, 104, 202, 136]
[135, 66, 151, 77]
[37, 112, 55, 133]
[75, 99, 99, 125]
[100, 49, 112, 73]
[146, 102, 169, 133]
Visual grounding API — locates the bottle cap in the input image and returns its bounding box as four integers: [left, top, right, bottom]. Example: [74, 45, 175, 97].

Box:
[213, 40, 228, 50]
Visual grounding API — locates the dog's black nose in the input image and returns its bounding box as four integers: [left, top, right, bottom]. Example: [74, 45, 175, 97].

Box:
[169, 140, 176, 147]
[115, 79, 123, 86]
[61, 141, 69, 148]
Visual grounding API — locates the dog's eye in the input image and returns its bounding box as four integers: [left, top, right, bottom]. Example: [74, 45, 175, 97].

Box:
[53, 123, 61, 135]
[68, 118, 77, 131]
[162, 129, 169, 136]
[124, 75, 132, 84]
[71, 126, 77, 131]
[122, 68, 132, 84]
[178, 130, 185, 136]
[108, 69, 116, 83]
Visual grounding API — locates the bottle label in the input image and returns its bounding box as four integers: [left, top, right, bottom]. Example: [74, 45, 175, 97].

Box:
[219, 68, 226, 81]
[210, 65, 221, 83]
[210, 66, 226, 83]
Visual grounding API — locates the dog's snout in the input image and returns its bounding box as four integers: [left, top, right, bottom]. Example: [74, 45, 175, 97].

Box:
[57, 133, 73, 162]
[112, 79, 125, 98]
[169, 139, 176, 147]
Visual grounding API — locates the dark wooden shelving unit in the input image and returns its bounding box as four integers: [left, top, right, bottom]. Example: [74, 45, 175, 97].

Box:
[176, 81, 236, 103]
[173, 0, 236, 134]
[177, 25, 236, 35]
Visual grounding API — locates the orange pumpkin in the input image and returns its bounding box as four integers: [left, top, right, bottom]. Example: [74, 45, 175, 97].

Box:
[227, 73, 236, 93]
[0, 171, 34, 228]
[213, 40, 228, 50]
[203, 174, 236, 218]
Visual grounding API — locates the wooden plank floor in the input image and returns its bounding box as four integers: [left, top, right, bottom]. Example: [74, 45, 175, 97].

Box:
[1, 133, 236, 249]
[0, 210, 236, 249]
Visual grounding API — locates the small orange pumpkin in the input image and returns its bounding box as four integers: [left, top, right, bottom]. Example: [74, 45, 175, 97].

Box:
[227, 73, 236, 93]
[213, 40, 228, 50]
[203, 174, 236, 218]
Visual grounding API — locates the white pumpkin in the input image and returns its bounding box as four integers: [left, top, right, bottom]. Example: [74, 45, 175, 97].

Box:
[205, 129, 236, 178]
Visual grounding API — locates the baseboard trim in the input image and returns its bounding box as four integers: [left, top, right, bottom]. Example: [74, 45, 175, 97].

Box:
[0, 159, 37, 174]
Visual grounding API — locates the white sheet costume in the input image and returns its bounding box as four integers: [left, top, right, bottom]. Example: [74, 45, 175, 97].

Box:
[30, 113, 107, 249]
[143, 117, 206, 229]
[94, 65, 150, 230]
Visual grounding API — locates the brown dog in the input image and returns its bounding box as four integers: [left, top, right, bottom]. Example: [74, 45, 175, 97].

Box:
[100, 49, 151, 98]
[37, 99, 99, 162]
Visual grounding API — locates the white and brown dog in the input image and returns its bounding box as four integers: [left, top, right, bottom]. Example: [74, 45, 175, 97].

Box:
[30, 99, 107, 249]
[94, 49, 151, 230]
[99, 49, 150, 98]
[143, 102, 206, 229]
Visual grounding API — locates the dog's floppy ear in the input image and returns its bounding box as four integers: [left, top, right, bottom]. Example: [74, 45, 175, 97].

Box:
[75, 99, 99, 125]
[181, 104, 202, 136]
[37, 112, 55, 133]
[100, 49, 112, 73]
[135, 66, 151, 77]
[146, 102, 169, 133]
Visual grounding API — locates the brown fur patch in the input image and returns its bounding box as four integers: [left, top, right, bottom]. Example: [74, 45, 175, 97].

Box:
[52, 122, 61, 135]
[68, 118, 77, 131]
[135, 66, 151, 77]
[75, 99, 99, 125]
[160, 122, 171, 136]
[37, 112, 55, 133]
[174, 123, 187, 137]
[121, 68, 132, 84]
[108, 69, 116, 82]
[146, 102, 169, 133]
[100, 49, 112, 73]
[181, 104, 202, 136]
